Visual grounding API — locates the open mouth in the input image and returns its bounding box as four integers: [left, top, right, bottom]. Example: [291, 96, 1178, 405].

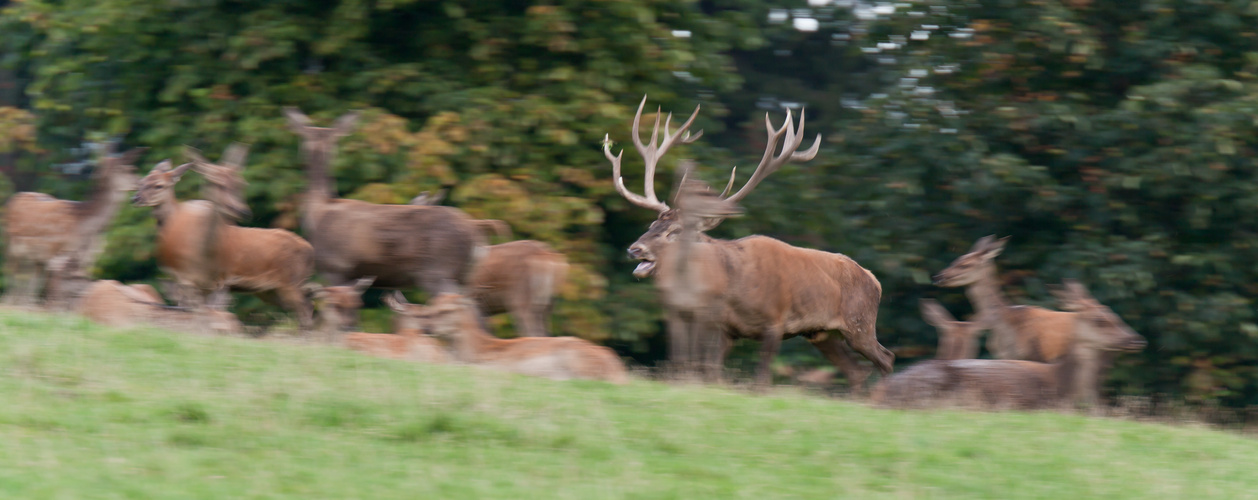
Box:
[633, 259, 657, 278]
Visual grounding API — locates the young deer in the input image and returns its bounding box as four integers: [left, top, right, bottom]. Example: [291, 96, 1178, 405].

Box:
[77, 279, 242, 335]
[872, 280, 1146, 410]
[133, 146, 316, 329]
[3, 145, 146, 307]
[386, 292, 627, 383]
[309, 277, 450, 362]
[283, 108, 486, 295]
[919, 299, 984, 360]
[933, 235, 1074, 362]
[606, 95, 891, 388]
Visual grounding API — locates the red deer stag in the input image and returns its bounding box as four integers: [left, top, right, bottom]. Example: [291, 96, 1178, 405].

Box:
[933, 235, 1075, 361]
[919, 299, 985, 360]
[407, 193, 569, 337]
[604, 96, 893, 388]
[132, 145, 315, 329]
[387, 292, 627, 383]
[78, 279, 242, 335]
[3, 145, 146, 307]
[282, 108, 486, 295]
[872, 280, 1146, 410]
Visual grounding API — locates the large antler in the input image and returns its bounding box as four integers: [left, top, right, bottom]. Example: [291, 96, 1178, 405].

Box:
[604, 95, 704, 213]
[720, 108, 821, 206]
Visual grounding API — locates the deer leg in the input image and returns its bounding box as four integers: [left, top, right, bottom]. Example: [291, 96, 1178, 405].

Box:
[276, 285, 314, 332]
[844, 325, 896, 376]
[754, 326, 784, 389]
[665, 310, 693, 378]
[810, 333, 872, 393]
[694, 316, 725, 384]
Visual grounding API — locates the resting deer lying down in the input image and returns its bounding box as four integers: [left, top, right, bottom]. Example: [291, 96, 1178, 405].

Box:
[386, 292, 628, 383]
[77, 279, 242, 335]
[306, 277, 449, 362]
[872, 280, 1146, 410]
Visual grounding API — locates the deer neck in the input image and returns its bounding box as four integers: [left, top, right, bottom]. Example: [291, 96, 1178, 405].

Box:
[301, 145, 334, 229]
[77, 174, 128, 236]
[1052, 339, 1102, 407]
[150, 190, 181, 227]
[964, 266, 1013, 317]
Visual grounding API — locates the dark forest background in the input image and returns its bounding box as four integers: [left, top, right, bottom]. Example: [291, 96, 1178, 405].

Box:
[3, 0, 1257, 406]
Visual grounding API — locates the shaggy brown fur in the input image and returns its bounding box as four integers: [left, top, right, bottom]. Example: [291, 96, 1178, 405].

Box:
[387, 292, 627, 384]
[407, 196, 566, 337]
[77, 279, 242, 335]
[605, 97, 890, 389]
[465, 241, 568, 337]
[132, 147, 315, 329]
[872, 280, 1147, 410]
[284, 108, 486, 294]
[933, 236, 1077, 362]
[3, 146, 146, 307]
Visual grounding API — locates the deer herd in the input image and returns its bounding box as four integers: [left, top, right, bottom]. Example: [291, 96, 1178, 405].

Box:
[0, 97, 1147, 412]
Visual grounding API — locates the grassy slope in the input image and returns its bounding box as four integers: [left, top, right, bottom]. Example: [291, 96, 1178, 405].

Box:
[0, 310, 1254, 500]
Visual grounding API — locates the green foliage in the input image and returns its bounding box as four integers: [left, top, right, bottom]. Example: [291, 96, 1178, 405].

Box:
[8, 0, 1258, 406]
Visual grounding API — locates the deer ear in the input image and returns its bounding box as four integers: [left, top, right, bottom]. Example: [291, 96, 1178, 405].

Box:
[153, 159, 173, 173]
[919, 299, 955, 328]
[283, 106, 312, 133]
[170, 162, 194, 181]
[222, 142, 250, 169]
[1049, 282, 1084, 311]
[332, 111, 361, 137]
[986, 236, 1009, 257]
[352, 276, 375, 295]
[384, 291, 410, 313]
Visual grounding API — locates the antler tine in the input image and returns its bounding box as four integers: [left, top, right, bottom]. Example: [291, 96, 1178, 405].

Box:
[722, 107, 822, 205]
[720, 166, 737, 198]
[605, 133, 669, 212]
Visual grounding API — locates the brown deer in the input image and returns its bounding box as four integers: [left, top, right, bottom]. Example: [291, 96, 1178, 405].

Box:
[407, 191, 512, 239]
[407, 193, 570, 337]
[3, 145, 146, 306]
[132, 145, 315, 329]
[605, 96, 893, 388]
[919, 299, 984, 360]
[872, 280, 1146, 410]
[386, 292, 628, 384]
[78, 279, 242, 335]
[282, 108, 486, 295]
[306, 276, 375, 337]
[933, 235, 1074, 361]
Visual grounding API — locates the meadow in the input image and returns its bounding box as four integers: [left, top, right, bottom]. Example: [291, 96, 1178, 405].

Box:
[1, 308, 1254, 499]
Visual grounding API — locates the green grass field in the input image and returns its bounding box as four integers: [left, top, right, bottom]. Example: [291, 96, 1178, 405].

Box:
[1, 309, 1254, 499]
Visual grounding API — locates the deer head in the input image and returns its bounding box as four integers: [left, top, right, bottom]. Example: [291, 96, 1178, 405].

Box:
[132, 159, 194, 207]
[1050, 280, 1147, 353]
[306, 277, 375, 332]
[283, 107, 360, 171]
[919, 298, 981, 360]
[385, 291, 470, 338]
[933, 235, 1010, 287]
[605, 95, 820, 278]
[98, 145, 148, 192]
[185, 143, 252, 222]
